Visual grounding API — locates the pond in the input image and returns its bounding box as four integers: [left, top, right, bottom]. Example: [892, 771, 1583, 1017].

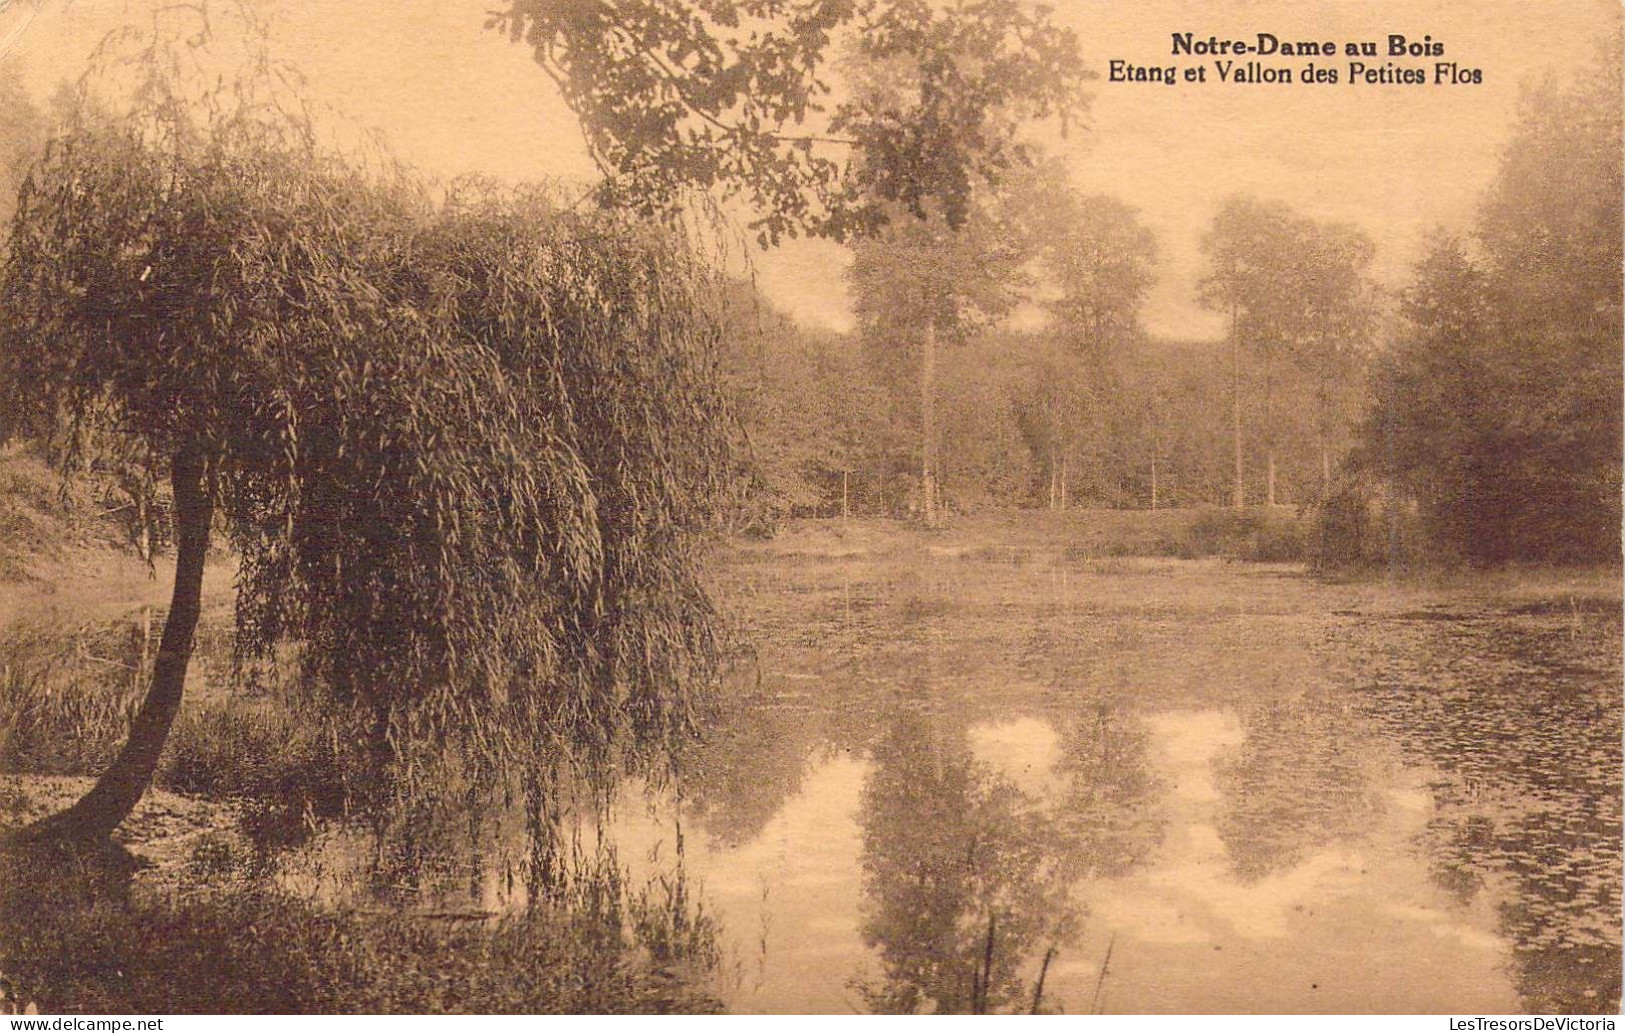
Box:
[3, 544, 1620, 1014]
[616, 549, 1622, 1013]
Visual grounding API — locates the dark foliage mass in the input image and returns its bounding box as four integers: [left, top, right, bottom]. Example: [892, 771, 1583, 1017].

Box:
[491, 0, 1087, 244]
[0, 846, 721, 1014]
[1358, 48, 1622, 566]
[0, 112, 735, 831]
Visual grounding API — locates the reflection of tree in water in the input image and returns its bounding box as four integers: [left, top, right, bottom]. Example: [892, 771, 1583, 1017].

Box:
[362, 778, 512, 910]
[1213, 691, 1386, 882]
[854, 713, 1077, 1014]
[678, 674, 824, 848]
[1050, 700, 1164, 881]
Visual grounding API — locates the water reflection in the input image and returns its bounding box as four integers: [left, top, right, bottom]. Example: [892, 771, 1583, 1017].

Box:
[1331, 604, 1623, 1013]
[854, 712, 1078, 1013]
[1215, 692, 1388, 882]
[679, 672, 824, 849]
[1050, 700, 1164, 881]
[1054, 709, 1522, 1013]
[4, 564, 1619, 1013]
[602, 694, 1536, 1013]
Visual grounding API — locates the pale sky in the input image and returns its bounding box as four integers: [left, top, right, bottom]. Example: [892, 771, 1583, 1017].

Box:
[4, 0, 1619, 341]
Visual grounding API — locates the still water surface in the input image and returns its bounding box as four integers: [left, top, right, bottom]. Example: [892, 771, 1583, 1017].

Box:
[616, 709, 1518, 1012]
[12, 553, 1620, 1013]
[596, 556, 1622, 1013]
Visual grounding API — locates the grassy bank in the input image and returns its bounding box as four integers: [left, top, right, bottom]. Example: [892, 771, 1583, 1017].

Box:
[0, 830, 721, 1014]
[750, 506, 1311, 563]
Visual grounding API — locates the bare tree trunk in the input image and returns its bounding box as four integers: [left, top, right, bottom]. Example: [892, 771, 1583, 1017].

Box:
[1231, 304, 1244, 509]
[19, 449, 211, 845]
[842, 468, 850, 521]
[1264, 348, 1276, 507]
[973, 911, 997, 1014]
[1031, 945, 1057, 1014]
[1059, 455, 1068, 510]
[1318, 372, 1333, 499]
[1151, 449, 1159, 511]
[921, 319, 938, 527]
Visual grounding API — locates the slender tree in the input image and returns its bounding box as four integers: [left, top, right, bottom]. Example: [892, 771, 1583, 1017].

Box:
[1044, 194, 1157, 354]
[498, 0, 1086, 526]
[1289, 222, 1376, 498]
[1200, 197, 1374, 507]
[848, 196, 1029, 524]
[1036, 191, 1156, 506]
[1198, 197, 1299, 507]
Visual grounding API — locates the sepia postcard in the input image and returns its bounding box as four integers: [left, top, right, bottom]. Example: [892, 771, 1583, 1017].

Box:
[0, 0, 1619, 1021]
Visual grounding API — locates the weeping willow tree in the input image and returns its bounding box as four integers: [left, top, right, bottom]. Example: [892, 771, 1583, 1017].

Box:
[0, 20, 732, 848]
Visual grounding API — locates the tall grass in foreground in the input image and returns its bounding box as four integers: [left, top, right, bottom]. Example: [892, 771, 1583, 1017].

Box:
[0, 658, 141, 776]
[0, 846, 723, 1014]
[1, 709, 726, 1013]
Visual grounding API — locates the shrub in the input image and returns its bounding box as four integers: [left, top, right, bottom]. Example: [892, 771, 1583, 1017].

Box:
[1178, 508, 1305, 562]
[1310, 481, 1435, 573]
[159, 696, 352, 853]
[0, 655, 139, 777]
[1246, 519, 1305, 563]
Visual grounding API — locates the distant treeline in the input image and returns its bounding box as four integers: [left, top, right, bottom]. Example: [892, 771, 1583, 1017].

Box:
[723, 315, 1333, 521]
[720, 46, 1622, 569]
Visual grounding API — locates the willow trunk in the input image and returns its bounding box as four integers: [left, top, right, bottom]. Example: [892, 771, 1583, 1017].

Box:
[20, 449, 211, 844]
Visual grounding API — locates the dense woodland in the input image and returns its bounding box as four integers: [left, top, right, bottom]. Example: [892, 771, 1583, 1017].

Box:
[723, 43, 1621, 571]
[0, 26, 1616, 569]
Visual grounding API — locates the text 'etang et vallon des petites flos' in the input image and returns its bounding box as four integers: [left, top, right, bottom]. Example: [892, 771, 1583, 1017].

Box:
[1110, 32, 1484, 87]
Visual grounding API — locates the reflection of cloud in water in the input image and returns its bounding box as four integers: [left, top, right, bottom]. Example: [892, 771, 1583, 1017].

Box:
[1149, 709, 1244, 804]
[616, 704, 1529, 1012]
[1058, 709, 1521, 1013]
[616, 755, 870, 1013]
[967, 717, 1063, 799]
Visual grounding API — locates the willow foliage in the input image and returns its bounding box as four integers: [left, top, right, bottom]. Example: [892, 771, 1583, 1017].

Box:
[1, 122, 734, 804]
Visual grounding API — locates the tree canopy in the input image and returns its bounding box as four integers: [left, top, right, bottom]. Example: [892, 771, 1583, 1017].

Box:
[492, 0, 1088, 243]
[1360, 43, 1622, 564]
[1198, 195, 1376, 505]
[1042, 192, 1157, 356]
[1, 37, 735, 840]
